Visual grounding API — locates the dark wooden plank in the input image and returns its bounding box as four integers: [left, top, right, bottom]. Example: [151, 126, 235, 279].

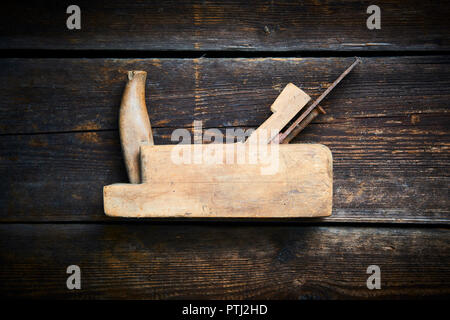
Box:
[0, 123, 448, 223]
[1, 1, 449, 51]
[0, 56, 448, 223]
[0, 58, 196, 134]
[0, 56, 449, 135]
[0, 224, 448, 299]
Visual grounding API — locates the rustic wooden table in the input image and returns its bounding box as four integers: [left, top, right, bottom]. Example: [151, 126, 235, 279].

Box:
[0, 1, 449, 299]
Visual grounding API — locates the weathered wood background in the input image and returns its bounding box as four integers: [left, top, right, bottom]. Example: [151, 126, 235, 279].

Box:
[0, 0, 449, 299]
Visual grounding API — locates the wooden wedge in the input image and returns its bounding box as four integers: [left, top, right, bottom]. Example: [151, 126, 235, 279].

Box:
[246, 83, 310, 144]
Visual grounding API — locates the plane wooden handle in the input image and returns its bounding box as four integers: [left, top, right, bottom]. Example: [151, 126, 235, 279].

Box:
[119, 71, 154, 184]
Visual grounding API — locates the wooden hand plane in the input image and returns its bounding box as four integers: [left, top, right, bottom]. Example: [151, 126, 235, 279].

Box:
[103, 70, 338, 218]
